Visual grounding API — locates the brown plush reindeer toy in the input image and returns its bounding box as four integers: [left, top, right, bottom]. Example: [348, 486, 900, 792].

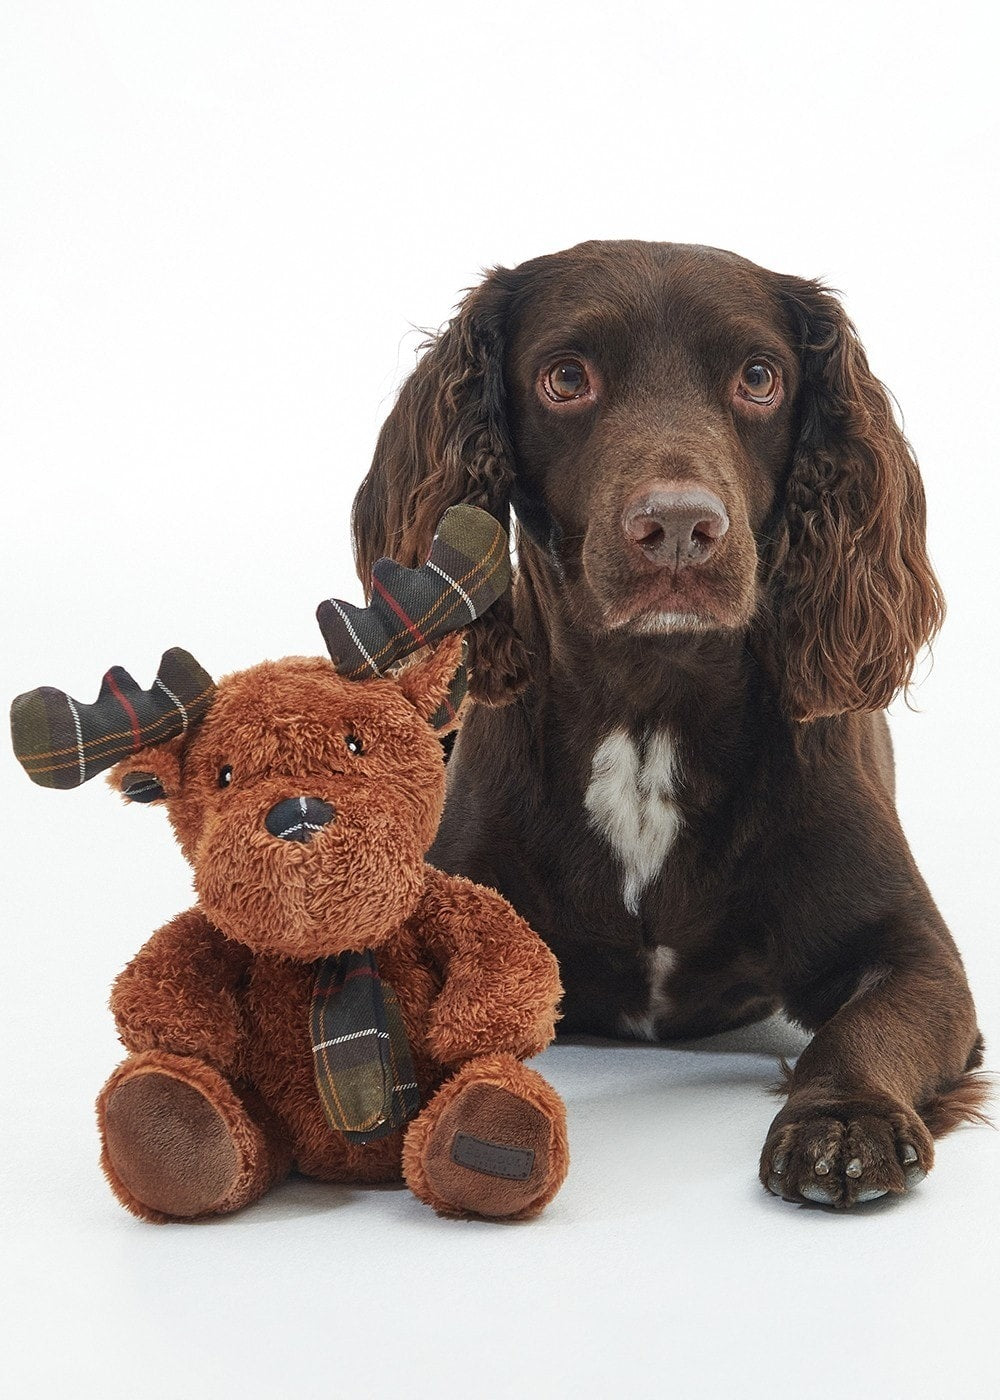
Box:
[11, 507, 568, 1223]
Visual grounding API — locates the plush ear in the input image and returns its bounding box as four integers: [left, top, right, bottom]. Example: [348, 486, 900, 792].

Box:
[766, 278, 945, 721]
[108, 736, 185, 804]
[352, 269, 530, 706]
[396, 632, 468, 732]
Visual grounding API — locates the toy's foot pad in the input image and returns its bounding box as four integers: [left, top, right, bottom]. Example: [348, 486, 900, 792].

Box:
[104, 1071, 238, 1218]
[423, 1082, 552, 1218]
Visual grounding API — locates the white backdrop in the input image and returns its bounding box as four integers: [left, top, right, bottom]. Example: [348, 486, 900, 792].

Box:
[2, 3, 998, 1398]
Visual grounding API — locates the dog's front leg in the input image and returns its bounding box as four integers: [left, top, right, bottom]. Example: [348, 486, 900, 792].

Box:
[761, 932, 984, 1208]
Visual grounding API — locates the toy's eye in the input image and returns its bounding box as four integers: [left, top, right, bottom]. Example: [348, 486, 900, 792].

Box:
[218, 765, 233, 788]
[345, 735, 364, 756]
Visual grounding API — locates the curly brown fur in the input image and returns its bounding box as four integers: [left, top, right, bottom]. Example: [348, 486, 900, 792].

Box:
[353, 284, 532, 705]
[354, 239, 985, 1209]
[765, 277, 945, 720]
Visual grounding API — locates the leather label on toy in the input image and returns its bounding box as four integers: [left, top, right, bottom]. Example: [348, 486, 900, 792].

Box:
[450, 1132, 536, 1180]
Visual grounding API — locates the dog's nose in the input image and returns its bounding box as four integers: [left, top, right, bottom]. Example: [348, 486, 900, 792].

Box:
[265, 796, 336, 842]
[622, 488, 730, 566]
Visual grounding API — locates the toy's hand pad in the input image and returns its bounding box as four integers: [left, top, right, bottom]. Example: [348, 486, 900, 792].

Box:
[417, 869, 563, 1066]
[425, 983, 558, 1066]
[113, 981, 245, 1072]
[109, 909, 249, 1074]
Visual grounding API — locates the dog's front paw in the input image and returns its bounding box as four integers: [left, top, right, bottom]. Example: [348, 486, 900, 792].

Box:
[760, 1098, 934, 1208]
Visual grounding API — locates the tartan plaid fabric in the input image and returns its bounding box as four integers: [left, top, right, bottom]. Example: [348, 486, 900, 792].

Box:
[311, 949, 421, 1143]
[316, 505, 510, 685]
[426, 642, 469, 731]
[10, 648, 216, 790]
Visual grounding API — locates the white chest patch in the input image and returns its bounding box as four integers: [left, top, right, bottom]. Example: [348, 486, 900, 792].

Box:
[584, 727, 683, 916]
[618, 945, 678, 1041]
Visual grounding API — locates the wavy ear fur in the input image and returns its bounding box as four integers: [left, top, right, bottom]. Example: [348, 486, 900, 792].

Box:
[352, 271, 530, 706]
[767, 279, 945, 721]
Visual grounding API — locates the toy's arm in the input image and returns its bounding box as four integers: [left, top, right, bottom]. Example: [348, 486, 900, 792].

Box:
[417, 866, 562, 1066]
[110, 907, 251, 1074]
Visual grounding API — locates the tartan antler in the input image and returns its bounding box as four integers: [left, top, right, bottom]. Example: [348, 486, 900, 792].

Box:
[10, 648, 216, 790]
[316, 505, 511, 683]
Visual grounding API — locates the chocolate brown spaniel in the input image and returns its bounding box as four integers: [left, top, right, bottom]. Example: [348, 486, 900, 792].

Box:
[352, 240, 986, 1208]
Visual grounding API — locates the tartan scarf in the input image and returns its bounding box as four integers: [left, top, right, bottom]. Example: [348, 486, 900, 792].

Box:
[310, 950, 421, 1143]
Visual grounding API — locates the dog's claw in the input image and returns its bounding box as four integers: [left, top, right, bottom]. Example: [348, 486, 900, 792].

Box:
[772, 1153, 786, 1175]
[845, 1157, 863, 1178]
[900, 1144, 925, 1185]
[814, 1158, 831, 1176]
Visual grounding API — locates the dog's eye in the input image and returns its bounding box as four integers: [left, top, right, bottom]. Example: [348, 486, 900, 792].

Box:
[737, 361, 779, 405]
[544, 358, 589, 401]
[218, 765, 233, 788]
[345, 734, 364, 756]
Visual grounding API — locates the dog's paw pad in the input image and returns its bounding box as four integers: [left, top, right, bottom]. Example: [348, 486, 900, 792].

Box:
[855, 1185, 890, 1203]
[800, 1182, 838, 1204]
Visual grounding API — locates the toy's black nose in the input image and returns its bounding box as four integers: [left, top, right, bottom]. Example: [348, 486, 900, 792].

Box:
[264, 796, 336, 842]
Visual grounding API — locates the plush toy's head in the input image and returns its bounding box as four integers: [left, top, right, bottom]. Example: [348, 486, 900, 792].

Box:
[11, 507, 510, 961]
[113, 638, 463, 958]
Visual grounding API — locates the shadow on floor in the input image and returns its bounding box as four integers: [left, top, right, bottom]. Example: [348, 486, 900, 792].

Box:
[556, 1011, 811, 1061]
[204, 1019, 813, 1228]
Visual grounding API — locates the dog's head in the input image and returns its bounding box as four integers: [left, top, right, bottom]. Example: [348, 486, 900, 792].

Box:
[354, 240, 943, 720]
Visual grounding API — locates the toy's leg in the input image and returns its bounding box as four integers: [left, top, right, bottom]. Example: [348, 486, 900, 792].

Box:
[97, 1050, 292, 1223]
[403, 1053, 568, 1220]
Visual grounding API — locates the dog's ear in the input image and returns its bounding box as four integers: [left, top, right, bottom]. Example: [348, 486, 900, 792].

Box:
[352, 270, 530, 706]
[766, 278, 944, 721]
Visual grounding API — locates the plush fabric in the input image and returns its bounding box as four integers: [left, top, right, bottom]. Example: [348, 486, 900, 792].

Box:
[402, 1052, 570, 1220]
[16, 507, 568, 1224]
[317, 504, 509, 681]
[91, 651, 569, 1222]
[11, 648, 214, 789]
[317, 504, 507, 731]
[98, 1049, 291, 1224]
